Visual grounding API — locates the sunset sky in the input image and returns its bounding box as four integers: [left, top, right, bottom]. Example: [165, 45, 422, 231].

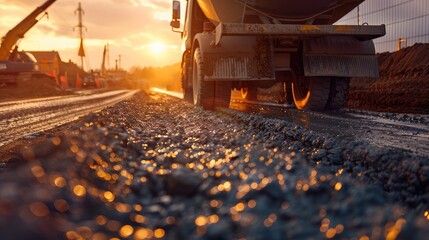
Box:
[0, 0, 182, 70]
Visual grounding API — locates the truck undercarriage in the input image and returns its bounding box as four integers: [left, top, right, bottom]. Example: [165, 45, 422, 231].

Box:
[171, 0, 385, 111]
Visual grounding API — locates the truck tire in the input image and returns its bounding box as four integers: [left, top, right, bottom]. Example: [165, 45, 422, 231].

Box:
[182, 60, 193, 103]
[192, 47, 215, 110]
[292, 76, 330, 111]
[215, 81, 231, 108]
[240, 87, 258, 101]
[327, 77, 350, 110]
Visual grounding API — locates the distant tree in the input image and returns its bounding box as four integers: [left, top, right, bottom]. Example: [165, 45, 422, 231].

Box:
[129, 63, 181, 91]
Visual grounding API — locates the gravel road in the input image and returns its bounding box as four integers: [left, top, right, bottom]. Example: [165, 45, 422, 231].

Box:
[0, 92, 428, 240]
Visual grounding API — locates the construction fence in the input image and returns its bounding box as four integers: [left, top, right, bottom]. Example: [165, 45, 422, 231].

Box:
[336, 0, 429, 53]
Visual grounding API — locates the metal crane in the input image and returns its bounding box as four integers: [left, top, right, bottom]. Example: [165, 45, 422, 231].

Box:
[0, 0, 56, 60]
[0, 0, 56, 87]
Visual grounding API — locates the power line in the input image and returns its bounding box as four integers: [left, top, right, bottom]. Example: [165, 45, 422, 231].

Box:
[384, 13, 429, 26]
[338, 0, 416, 22]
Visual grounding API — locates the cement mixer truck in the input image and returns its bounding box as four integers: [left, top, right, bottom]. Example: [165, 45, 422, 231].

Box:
[170, 0, 385, 111]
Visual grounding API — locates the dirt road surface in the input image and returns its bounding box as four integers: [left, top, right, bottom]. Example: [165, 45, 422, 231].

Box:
[0, 90, 138, 147]
[0, 91, 428, 240]
[229, 100, 429, 157]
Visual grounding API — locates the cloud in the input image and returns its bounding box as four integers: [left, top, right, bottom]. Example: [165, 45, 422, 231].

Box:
[110, 0, 169, 9]
[111, 0, 140, 6]
[0, 0, 181, 69]
[148, 0, 170, 10]
[1, 0, 34, 8]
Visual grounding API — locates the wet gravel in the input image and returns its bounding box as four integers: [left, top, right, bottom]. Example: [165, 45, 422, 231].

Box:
[0, 92, 428, 240]
[343, 109, 429, 126]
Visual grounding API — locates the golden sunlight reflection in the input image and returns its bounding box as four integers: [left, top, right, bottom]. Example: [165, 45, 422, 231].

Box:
[96, 215, 108, 226]
[106, 220, 121, 232]
[53, 176, 67, 188]
[385, 218, 406, 240]
[31, 165, 45, 178]
[195, 215, 207, 227]
[134, 228, 154, 239]
[166, 216, 176, 225]
[102, 191, 115, 202]
[154, 228, 166, 238]
[29, 202, 50, 217]
[66, 231, 80, 240]
[119, 225, 134, 238]
[115, 202, 132, 213]
[132, 214, 147, 224]
[73, 185, 87, 197]
[54, 199, 69, 213]
[334, 182, 342, 191]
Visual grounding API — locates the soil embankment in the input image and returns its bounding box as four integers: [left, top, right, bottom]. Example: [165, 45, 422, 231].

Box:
[0, 76, 67, 101]
[347, 43, 429, 114]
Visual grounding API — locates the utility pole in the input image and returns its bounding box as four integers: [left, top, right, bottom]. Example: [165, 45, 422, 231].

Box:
[398, 38, 407, 51]
[74, 2, 87, 70]
[357, 6, 360, 25]
[118, 54, 122, 70]
[106, 43, 110, 70]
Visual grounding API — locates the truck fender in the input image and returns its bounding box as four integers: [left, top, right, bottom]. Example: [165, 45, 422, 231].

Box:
[192, 33, 214, 56]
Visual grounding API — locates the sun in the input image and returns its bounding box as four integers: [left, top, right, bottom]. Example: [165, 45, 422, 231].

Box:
[149, 42, 166, 55]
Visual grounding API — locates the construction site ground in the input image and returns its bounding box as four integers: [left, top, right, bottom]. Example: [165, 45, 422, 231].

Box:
[0, 44, 428, 239]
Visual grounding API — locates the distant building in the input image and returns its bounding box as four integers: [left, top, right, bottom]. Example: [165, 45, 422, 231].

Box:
[337, 0, 429, 52]
[29, 51, 61, 82]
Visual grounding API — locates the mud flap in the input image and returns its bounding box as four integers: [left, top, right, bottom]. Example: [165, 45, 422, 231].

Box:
[194, 33, 275, 81]
[303, 36, 379, 78]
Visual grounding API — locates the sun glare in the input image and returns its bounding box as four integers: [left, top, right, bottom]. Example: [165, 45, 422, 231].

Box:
[149, 42, 166, 55]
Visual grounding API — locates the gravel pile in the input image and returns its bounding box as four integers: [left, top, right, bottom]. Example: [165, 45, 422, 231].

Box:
[0, 92, 428, 239]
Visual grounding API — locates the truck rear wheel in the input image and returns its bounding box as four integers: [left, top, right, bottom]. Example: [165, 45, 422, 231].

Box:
[192, 47, 215, 109]
[240, 87, 258, 101]
[292, 76, 330, 111]
[182, 60, 193, 103]
[327, 77, 350, 110]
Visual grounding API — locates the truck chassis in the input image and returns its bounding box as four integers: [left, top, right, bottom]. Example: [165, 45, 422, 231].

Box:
[171, 0, 386, 111]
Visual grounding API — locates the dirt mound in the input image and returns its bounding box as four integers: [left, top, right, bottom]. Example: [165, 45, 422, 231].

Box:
[0, 75, 67, 101]
[347, 43, 429, 114]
